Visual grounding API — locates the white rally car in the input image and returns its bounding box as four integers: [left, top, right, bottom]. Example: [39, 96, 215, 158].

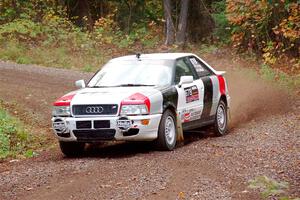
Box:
[52, 53, 230, 156]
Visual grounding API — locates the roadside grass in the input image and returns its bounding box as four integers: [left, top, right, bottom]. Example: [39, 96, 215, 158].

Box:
[198, 43, 220, 54]
[1, 40, 298, 93]
[249, 176, 300, 200]
[260, 64, 300, 91]
[0, 33, 298, 92]
[0, 16, 161, 72]
[0, 106, 42, 160]
[0, 40, 107, 72]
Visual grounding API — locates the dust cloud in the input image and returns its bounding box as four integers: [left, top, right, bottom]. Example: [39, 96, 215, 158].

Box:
[204, 52, 291, 128]
[226, 69, 290, 127]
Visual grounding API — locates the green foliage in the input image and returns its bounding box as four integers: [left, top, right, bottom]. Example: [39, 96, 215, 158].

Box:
[112, 0, 163, 32]
[261, 64, 277, 82]
[211, 1, 231, 43]
[0, 2, 162, 70]
[0, 125, 10, 159]
[198, 44, 219, 54]
[24, 149, 38, 158]
[0, 18, 43, 42]
[226, 1, 299, 70]
[0, 40, 27, 61]
[0, 108, 33, 159]
[83, 64, 94, 72]
[0, 0, 298, 77]
[249, 176, 299, 200]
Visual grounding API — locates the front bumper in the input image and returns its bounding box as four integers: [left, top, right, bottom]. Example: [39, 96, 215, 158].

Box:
[51, 114, 162, 142]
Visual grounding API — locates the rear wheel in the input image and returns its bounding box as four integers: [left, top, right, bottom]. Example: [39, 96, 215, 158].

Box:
[214, 100, 228, 136]
[59, 141, 85, 157]
[156, 110, 177, 150]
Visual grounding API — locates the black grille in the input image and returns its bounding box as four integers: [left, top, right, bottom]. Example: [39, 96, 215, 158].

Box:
[76, 121, 92, 129]
[72, 104, 118, 116]
[123, 128, 139, 136]
[73, 129, 116, 141]
[94, 120, 110, 128]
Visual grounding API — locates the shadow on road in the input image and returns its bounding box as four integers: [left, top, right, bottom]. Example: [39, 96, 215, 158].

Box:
[183, 126, 215, 146]
[60, 127, 215, 160]
[82, 141, 154, 159]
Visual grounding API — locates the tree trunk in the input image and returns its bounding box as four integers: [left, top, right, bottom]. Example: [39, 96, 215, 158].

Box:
[72, 0, 93, 30]
[176, 0, 190, 45]
[188, 0, 215, 42]
[124, 1, 132, 33]
[163, 0, 175, 45]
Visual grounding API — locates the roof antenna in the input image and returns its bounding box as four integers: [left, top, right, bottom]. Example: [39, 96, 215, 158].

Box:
[136, 53, 141, 60]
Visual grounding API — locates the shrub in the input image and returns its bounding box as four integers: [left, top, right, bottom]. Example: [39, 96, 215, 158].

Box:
[0, 108, 34, 159]
[226, 1, 299, 70]
[212, 1, 231, 44]
[249, 176, 299, 200]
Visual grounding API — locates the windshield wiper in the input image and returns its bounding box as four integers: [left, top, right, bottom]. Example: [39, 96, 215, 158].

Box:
[114, 84, 155, 87]
[90, 84, 154, 88]
[90, 86, 111, 88]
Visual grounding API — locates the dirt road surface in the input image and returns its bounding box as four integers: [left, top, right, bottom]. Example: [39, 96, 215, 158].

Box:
[0, 53, 299, 200]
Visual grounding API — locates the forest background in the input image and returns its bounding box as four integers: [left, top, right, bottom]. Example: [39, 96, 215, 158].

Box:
[0, 0, 299, 75]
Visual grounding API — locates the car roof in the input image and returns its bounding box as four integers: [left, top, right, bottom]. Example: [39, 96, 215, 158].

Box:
[110, 53, 194, 62]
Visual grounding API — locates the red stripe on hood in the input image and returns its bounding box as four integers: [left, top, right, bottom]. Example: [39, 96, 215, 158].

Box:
[53, 94, 75, 106]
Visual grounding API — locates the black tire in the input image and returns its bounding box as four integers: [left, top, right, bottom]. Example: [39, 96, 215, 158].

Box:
[214, 100, 228, 136]
[155, 110, 177, 150]
[59, 141, 85, 157]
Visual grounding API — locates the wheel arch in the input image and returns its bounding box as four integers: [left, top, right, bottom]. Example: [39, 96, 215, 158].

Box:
[220, 94, 227, 106]
[163, 103, 177, 117]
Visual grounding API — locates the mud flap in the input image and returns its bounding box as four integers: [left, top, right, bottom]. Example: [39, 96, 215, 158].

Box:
[176, 112, 184, 142]
[227, 107, 231, 129]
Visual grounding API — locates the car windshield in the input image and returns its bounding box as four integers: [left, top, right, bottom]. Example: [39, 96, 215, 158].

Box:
[88, 59, 173, 87]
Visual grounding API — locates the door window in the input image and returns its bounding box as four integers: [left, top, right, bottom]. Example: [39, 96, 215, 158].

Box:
[188, 57, 212, 77]
[174, 58, 197, 84]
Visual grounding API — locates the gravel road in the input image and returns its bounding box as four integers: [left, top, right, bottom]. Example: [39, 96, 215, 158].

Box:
[0, 55, 299, 200]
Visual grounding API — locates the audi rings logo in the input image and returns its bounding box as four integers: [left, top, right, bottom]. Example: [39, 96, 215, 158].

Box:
[85, 106, 104, 114]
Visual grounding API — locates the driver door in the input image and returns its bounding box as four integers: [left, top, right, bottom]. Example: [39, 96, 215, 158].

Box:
[174, 58, 204, 124]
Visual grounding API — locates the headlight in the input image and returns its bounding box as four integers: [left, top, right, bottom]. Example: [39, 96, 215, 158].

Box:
[52, 106, 71, 116]
[120, 104, 149, 115]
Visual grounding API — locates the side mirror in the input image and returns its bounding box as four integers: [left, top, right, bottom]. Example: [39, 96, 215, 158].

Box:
[178, 76, 193, 87]
[75, 80, 86, 88]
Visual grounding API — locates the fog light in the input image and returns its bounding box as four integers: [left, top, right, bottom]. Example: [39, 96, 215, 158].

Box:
[53, 119, 67, 133]
[141, 119, 150, 125]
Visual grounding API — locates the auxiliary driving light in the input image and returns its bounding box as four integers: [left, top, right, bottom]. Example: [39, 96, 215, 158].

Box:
[53, 118, 68, 134]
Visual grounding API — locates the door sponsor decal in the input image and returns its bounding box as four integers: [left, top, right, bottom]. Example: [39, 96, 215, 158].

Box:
[184, 85, 199, 103]
[181, 108, 202, 123]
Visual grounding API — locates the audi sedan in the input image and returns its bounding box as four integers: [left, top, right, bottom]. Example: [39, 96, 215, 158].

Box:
[52, 53, 230, 156]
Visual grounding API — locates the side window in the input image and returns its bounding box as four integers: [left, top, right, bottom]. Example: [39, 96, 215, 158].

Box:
[188, 57, 212, 77]
[174, 59, 197, 84]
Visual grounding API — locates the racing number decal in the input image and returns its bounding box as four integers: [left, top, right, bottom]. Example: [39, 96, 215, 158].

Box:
[184, 85, 199, 103]
[181, 85, 201, 123]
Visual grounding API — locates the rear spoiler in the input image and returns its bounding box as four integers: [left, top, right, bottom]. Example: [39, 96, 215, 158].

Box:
[215, 71, 226, 75]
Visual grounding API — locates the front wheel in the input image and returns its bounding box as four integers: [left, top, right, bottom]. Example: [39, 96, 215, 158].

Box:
[214, 100, 228, 136]
[59, 141, 85, 157]
[155, 110, 177, 150]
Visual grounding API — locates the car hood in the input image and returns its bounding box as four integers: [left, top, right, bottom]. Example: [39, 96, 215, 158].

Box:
[70, 86, 161, 105]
